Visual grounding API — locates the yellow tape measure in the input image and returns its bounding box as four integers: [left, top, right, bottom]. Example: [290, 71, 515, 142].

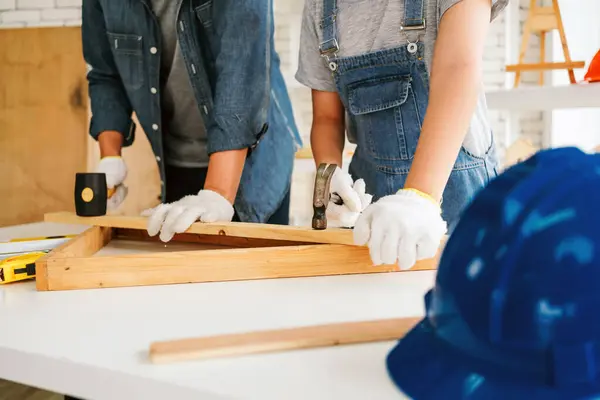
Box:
[0, 251, 47, 284]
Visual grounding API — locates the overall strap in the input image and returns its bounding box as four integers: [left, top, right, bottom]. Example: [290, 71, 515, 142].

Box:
[319, 0, 339, 57]
[402, 0, 426, 31]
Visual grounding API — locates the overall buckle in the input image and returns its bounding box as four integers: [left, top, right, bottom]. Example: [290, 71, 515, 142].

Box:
[319, 38, 340, 72]
[400, 19, 426, 54]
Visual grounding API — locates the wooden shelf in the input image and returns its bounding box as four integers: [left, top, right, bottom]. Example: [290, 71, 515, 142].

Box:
[486, 83, 600, 111]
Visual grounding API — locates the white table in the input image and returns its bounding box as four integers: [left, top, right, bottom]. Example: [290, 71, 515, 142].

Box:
[0, 221, 434, 400]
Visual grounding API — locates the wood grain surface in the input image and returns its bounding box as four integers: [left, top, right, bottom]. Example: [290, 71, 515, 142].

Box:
[45, 212, 359, 245]
[35, 225, 112, 291]
[37, 242, 439, 291]
[0, 27, 88, 227]
[149, 317, 421, 363]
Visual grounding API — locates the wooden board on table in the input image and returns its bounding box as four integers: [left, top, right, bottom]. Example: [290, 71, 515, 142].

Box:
[35, 225, 442, 291]
[44, 212, 358, 245]
[0, 27, 88, 227]
[149, 317, 421, 363]
[36, 232, 439, 291]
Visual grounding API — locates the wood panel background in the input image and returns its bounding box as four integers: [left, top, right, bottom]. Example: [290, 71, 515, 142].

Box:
[0, 27, 88, 227]
[0, 26, 161, 227]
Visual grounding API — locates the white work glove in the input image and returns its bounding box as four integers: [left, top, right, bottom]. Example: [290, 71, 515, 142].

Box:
[141, 190, 234, 242]
[353, 189, 447, 270]
[326, 167, 373, 228]
[95, 156, 128, 211]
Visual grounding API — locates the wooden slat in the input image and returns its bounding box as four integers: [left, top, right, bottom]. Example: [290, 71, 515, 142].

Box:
[149, 317, 421, 363]
[114, 228, 312, 248]
[505, 61, 585, 72]
[35, 226, 112, 290]
[38, 243, 440, 291]
[45, 212, 358, 245]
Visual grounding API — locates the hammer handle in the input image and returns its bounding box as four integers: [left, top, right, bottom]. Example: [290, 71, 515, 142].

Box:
[312, 163, 337, 230]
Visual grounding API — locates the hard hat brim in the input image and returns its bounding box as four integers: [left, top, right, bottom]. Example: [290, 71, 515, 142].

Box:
[386, 317, 597, 399]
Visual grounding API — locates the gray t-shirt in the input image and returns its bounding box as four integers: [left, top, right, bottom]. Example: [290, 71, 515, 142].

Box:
[152, 0, 209, 168]
[295, 0, 509, 158]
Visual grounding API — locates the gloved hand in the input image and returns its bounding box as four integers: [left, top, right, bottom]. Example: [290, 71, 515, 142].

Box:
[353, 189, 447, 270]
[141, 190, 234, 242]
[96, 156, 128, 211]
[326, 167, 373, 228]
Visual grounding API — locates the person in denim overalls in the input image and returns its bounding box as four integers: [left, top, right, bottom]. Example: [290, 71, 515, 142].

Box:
[296, 0, 508, 270]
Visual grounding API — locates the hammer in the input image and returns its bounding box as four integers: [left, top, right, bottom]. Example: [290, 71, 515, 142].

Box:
[312, 163, 342, 230]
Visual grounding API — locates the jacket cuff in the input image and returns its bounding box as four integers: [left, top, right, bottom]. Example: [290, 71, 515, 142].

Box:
[206, 116, 264, 154]
[89, 111, 136, 148]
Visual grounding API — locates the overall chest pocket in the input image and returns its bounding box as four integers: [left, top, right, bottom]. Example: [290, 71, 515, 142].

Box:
[106, 32, 144, 91]
[348, 75, 422, 162]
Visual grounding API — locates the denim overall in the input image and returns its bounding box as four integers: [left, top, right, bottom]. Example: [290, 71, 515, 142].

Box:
[319, 0, 499, 229]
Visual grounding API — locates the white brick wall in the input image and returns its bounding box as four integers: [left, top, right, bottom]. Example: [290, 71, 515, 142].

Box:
[0, 0, 81, 27]
[0, 0, 15, 11]
[0, 0, 541, 148]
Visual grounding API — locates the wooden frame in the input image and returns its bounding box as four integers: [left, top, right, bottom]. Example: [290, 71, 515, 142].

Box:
[35, 213, 442, 291]
[506, 0, 585, 87]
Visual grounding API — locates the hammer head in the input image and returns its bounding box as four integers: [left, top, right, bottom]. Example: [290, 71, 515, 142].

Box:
[312, 163, 338, 230]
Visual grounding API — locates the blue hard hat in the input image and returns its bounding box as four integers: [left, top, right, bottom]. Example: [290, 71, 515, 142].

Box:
[386, 147, 600, 399]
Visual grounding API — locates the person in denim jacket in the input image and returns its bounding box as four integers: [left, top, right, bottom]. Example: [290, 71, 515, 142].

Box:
[296, 0, 508, 270]
[83, 0, 302, 243]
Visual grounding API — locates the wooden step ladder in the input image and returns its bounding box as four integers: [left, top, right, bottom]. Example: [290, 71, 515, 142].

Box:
[506, 0, 585, 88]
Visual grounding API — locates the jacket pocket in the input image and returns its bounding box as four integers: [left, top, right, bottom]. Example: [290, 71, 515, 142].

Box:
[347, 75, 420, 162]
[106, 32, 144, 91]
[194, 1, 214, 32]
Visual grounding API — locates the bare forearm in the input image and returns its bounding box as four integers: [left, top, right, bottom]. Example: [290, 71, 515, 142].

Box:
[311, 118, 345, 167]
[404, 64, 481, 201]
[204, 148, 247, 204]
[404, 0, 492, 202]
[310, 90, 346, 168]
[98, 130, 123, 157]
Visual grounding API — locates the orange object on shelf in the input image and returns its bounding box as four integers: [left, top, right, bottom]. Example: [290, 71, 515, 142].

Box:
[584, 50, 600, 83]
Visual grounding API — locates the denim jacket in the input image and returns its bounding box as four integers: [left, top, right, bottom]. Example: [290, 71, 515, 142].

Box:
[82, 0, 302, 222]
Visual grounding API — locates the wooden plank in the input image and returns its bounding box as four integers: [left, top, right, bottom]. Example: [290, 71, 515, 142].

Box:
[35, 226, 112, 291]
[505, 61, 585, 72]
[39, 243, 440, 291]
[0, 27, 88, 227]
[113, 228, 312, 248]
[44, 212, 358, 246]
[149, 317, 421, 363]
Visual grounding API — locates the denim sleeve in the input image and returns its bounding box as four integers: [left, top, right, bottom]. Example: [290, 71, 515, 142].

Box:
[208, 0, 272, 154]
[82, 0, 135, 147]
